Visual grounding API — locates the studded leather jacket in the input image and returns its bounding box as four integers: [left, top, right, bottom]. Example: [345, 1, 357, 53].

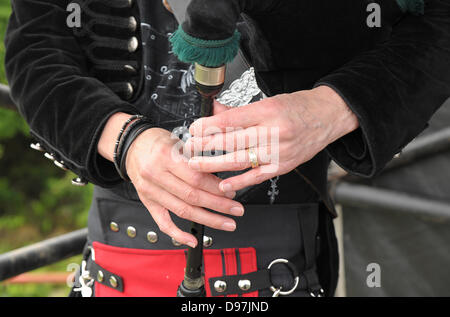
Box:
[5, 0, 450, 202]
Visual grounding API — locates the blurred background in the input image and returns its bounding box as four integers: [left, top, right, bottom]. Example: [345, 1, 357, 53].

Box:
[0, 0, 92, 296]
[0, 0, 449, 297]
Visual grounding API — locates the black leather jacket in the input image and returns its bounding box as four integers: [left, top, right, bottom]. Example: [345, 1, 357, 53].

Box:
[4, 0, 450, 191]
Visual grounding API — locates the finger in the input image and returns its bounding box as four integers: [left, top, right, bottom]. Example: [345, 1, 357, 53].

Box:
[159, 171, 245, 217]
[185, 126, 272, 154]
[213, 99, 231, 115]
[189, 100, 267, 137]
[218, 164, 280, 193]
[140, 197, 197, 248]
[188, 146, 271, 173]
[169, 161, 236, 198]
[138, 180, 237, 234]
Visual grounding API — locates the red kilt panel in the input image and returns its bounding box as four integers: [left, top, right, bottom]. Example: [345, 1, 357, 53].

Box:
[93, 241, 258, 297]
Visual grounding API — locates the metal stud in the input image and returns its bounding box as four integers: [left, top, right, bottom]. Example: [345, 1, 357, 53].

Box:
[110, 222, 119, 232]
[214, 280, 227, 293]
[124, 82, 134, 100]
[171, 238, 181, 247]
[128, 37, 139, 53]
[394, 152, 401, 159]
[147, 231, 158, 243]
[128, 16, 137, 32]
[109, 276, 118, 288]
[54, 160, 68, 171]
[238, 279, 251, 291]
[97, 270, 104, 282]
[44, 153, 55, 161]
[30, 143, 45, 152]
[127, 226, 136, 238]
[203, 236, 213, 248]
[123, 64, 137, 74]
[71, 177, 88, 186]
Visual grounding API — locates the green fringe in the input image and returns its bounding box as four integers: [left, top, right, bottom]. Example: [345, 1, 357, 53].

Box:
[169, 25, 241, 67]
[396, 0, 425, 15]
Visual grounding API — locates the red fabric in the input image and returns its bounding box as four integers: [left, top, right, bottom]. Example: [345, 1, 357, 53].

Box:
[224, 249, 238, 297]
[203, 249, 224, 297]
[239, 249, 259, 297]
[92, 242, 258, 297]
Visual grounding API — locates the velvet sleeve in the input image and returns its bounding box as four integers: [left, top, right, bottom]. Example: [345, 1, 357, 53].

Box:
[316, 0, 450, 177]
[4, 0, 141, 186]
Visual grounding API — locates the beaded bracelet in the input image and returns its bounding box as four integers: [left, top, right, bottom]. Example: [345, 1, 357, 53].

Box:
[113, 116, 154, 181]
[113, 114, 143, 180]
[119, 122, 155, 181]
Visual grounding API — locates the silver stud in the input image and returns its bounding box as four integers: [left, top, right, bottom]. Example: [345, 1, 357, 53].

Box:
[110, 222, 119, 232]
[109, 276, 118, 288]
[127, 226, 136, 238]
[394, 152, 401, 159]
[124, 82, 134, 100]
[214, 280, 227, 293]
[128, 16, 137, 32]
[30, 143, 45, 152]
[171, 238, 181, 247]
[71, 177, 88, 186]
[147, 231, 158, 243]
[123, 64, 137, 74]
[238, 279, 251, 291]
[54, 160, 68, 171]
[128, 37, 139, 52]
[44, 153, 55, 161]
[127, 0, 133, 7]
[203, 236, 213, 248]
[97, 270, 104, 282]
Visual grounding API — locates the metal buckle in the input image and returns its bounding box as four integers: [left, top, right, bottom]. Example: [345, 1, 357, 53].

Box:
[73, 260, 94, 297]
[267, 259, 300, 297]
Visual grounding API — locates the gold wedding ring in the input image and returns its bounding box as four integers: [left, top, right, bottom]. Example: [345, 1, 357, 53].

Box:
[248, 148, 259, 169]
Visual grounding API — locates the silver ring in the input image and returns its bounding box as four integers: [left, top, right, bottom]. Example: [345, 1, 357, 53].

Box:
[267, 258, 300, 296]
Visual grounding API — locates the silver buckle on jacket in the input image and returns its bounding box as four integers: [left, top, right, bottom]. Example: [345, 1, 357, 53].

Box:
[267, 259, 300, 297]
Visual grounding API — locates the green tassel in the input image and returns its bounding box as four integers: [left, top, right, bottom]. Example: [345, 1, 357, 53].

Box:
[396, 0, 425, 15]
[169, 25, 241, 67]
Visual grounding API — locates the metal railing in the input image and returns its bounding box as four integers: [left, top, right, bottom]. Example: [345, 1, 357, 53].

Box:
[1, 84, 450, 283]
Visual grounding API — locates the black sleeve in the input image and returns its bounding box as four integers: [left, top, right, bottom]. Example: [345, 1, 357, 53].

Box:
[5, 0, 141, 186]
[316, 0, 450, 177]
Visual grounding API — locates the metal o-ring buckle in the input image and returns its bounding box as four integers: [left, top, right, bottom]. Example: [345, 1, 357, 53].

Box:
[267, 259, 300, 297]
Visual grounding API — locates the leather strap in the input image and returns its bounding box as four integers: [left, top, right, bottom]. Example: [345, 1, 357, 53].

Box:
[208, 266, 318, 297]
[87, 260, 124, 293]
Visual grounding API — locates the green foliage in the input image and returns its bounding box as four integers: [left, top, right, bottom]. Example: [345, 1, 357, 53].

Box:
[0, 0, 92, 296]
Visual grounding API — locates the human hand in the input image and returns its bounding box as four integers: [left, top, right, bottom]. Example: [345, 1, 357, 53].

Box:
[124, 127, 245, 248]
[185, 85, 359, 193]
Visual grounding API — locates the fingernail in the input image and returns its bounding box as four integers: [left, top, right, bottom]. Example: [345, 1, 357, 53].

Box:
[187, 241, 197, 248]
[220, 182, 233, 193]
[188, 159, 200, 170]
[230, 206, 244, 216]
[222, 222, 236, 231]
[225, 191, 236, 199]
